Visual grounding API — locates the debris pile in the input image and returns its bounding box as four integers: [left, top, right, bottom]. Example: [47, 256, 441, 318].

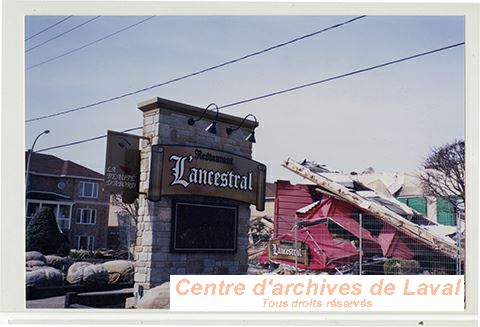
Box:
[262, 264, 331, 275]
[248, 215, 273, 264]
[282, 159, 460, 260]
[255, 159, 463, 275]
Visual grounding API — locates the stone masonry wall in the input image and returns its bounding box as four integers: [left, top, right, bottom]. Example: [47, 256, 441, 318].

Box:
[133, 99, 256, 294]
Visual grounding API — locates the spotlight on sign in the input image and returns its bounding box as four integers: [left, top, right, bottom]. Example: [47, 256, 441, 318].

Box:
[245, 131, 256, 143]
[187, 103, 219, 135]
[205, 121, 217, 135]
[226, 114, 257, 143]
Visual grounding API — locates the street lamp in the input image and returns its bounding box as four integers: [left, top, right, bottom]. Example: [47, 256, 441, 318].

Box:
[25, 130, 50, 190]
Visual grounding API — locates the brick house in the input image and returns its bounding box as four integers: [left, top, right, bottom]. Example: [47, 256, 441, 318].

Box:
[26, 152, 110, 250]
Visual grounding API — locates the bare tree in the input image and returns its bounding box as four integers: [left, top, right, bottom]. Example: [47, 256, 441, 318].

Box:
[419, 140, 465, 206]
[111, 193, 139, 225]
[111, 193, 139, 254]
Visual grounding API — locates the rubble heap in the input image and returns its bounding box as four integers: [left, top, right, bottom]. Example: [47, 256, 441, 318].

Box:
[248, 215, 273, 264]
[283, 159, 460, 260]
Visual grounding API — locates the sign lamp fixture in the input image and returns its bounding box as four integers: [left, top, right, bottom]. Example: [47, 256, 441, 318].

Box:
[226, 114, 257, 143]
[187, 103, 219, 135]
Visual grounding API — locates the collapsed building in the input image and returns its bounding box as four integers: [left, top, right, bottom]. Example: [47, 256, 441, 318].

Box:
[259, 159, 464, 274]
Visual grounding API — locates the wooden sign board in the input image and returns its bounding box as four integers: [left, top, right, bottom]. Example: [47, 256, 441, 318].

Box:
[268, 239, 309, 266]
[148, 145, 267, 211]
[104, 130, 140, 194]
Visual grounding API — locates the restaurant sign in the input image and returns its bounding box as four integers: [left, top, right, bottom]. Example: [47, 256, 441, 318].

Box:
[148, 145, 267, 210]
[104, 130, 140, 193]
[268, 239, 309, 266]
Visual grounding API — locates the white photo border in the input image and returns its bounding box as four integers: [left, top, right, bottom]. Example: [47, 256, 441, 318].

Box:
[1, 1, 478, 326]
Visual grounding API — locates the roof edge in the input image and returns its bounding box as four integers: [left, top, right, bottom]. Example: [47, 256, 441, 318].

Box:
[138, 97, 259, 129]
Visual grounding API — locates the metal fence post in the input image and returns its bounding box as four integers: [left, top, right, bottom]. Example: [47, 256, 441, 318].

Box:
[294, 214, 298, 274]
[455, 210, 461, 275]
[127, 216, 131, 261]
[359, 213, 363, 275]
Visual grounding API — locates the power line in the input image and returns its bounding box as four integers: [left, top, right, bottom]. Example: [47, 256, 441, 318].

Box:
[25, 16, 74, 41]
[25, 15, 366, 123]
[26, 16, 101, 53]
[26, 16, 156, 70]
[219, 42, 465, 110]
[34, 41, 464, 154]
[36, 127, 142, 153]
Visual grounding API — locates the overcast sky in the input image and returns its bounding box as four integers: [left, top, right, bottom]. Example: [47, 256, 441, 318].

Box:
[25, 15, 464, 183]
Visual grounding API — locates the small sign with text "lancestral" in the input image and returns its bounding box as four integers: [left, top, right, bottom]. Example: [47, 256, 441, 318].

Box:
[268, 239, 309, 266]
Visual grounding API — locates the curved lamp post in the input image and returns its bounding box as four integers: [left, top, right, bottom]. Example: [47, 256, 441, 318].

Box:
[187, 103, 219, 135]
[226, 114, 257, 143]
[25, 130, 50, 190]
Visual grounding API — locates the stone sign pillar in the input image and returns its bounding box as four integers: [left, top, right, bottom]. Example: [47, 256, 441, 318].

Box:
[133, 97, 259, 295]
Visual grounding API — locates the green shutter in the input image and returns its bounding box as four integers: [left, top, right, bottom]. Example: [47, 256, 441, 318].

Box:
[399, 197, 427, 215]
[437, 197, 456, 226]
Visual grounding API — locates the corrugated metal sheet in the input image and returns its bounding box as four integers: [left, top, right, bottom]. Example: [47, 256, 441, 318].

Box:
[274, 181, 317, 237]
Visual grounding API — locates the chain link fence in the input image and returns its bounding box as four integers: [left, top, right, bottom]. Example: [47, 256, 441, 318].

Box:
[282, 212, 464, 275]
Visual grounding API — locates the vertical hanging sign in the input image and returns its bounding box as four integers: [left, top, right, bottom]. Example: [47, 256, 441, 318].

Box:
[104, 130, 141, 195]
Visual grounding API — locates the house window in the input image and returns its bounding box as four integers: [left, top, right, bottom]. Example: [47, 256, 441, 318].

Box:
[75, 235, 95, 250]
[26, 201, 72, 231]
[58, 205, 71, 230]
[76, 208, 96, 224]
[79, 182, 99, 198]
